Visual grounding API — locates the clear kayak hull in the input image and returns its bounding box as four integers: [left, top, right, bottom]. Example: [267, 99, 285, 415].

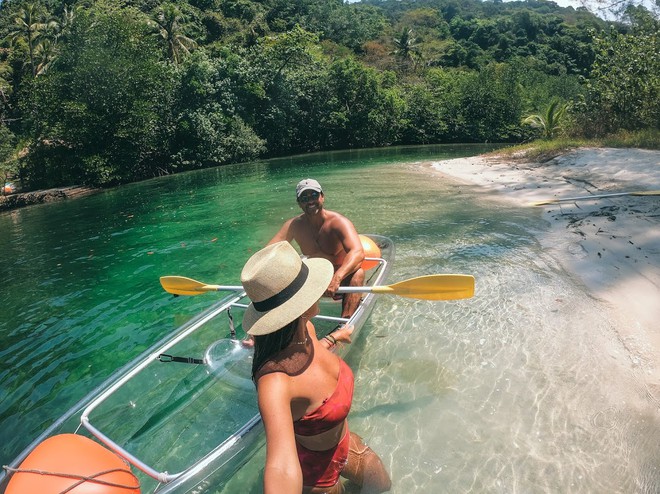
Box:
[0, 235, 394, 494]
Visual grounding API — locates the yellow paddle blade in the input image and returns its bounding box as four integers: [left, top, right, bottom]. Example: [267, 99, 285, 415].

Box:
[159, 276, 242, 296]
[376, 274, 474, 300]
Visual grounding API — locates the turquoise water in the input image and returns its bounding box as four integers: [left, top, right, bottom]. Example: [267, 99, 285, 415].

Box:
[2, 144, 659, 493]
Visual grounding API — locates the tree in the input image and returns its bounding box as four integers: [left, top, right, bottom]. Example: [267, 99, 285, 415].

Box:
[321, 58, 403, 148]
[6, 2, 56, 77]
[393, 27, 421, 71]
[0, 123, 18, 194]
[151, 3, 197, 65]
[33, 37, 56, 75]
[303, 3, 386, 51]
[574, 14, 659, 135]
[21, 2, 177, 187]
[171, 50, 265, 167]
[522, 99, 567, 139]
[455, 63, 525, 142]
[585, 0, 660, 21]
[245, 27, 328, 154]
[0, 58, 12, 114]
[399, 81, 450, 144]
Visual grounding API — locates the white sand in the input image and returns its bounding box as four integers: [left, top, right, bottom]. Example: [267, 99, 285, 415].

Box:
[430, 147, 660, 394]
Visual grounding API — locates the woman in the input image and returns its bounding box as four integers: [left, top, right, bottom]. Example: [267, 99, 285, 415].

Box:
[241, 241, 391, 494]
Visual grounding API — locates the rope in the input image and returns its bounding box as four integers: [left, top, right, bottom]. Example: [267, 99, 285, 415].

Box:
[2, 465, 140, 493]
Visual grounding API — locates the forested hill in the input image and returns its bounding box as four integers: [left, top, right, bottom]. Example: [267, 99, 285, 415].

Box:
[355, 0, 605, 74]
[0, 0, 657, 190]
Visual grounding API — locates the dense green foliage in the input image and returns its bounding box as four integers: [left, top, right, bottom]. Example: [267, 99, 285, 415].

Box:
[0, 0, 657, 189]
[572, 7, 659, 136]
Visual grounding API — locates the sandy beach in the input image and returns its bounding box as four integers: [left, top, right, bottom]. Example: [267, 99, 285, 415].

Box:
[430, 147, 660, 400]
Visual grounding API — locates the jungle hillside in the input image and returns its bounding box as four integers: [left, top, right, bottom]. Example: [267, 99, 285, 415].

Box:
[0, 0, 658, 190]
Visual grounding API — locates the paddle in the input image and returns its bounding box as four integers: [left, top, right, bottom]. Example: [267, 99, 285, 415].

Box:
[160, 274, 475, 301]
[531, 190, 660, 206]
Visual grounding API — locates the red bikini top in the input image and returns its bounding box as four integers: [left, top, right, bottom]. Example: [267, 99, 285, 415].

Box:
[293, 358, 354, 436]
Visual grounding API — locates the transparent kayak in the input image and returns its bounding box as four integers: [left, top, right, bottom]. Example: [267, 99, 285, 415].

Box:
[0, 235, 394, 494]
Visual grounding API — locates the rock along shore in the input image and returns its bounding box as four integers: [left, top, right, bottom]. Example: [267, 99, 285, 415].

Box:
[0, 186, 100, 212]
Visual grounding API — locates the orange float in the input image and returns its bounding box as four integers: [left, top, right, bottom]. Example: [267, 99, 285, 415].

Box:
[6, 434, 140, 494]
[359, 235, 381, 271]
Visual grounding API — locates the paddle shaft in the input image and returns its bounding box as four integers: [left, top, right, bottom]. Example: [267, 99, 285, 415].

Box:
[198, 284, 242, 291]
[163, 284, 448, 295]
[166, 284, 385, 293]
[532, 190, 660, 206]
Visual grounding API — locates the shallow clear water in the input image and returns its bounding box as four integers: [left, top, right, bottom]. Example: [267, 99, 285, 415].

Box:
[1, 145, 659, 493]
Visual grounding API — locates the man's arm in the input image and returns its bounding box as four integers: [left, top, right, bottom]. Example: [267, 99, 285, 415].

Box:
[326, 217, 364, 296]
[267, 218, 296, 246]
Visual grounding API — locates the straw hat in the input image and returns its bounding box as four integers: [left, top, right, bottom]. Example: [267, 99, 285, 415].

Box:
[241, 241, 334, 336]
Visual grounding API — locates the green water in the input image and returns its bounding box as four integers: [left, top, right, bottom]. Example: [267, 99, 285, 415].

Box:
[2, 144, 659, 493]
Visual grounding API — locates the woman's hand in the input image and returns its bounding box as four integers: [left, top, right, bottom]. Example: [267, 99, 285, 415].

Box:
[332, 324, 354, 344]
[322, 324, 354, 349]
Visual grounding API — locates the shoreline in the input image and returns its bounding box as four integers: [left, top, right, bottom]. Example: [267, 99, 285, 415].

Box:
[0, 186, 100, 212]
[428, 147, 660, 394]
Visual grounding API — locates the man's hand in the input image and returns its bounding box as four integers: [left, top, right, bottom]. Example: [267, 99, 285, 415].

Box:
[325, 273, 342, 298]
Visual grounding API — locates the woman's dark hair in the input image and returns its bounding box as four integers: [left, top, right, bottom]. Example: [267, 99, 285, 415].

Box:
[251, 318, 298, 381]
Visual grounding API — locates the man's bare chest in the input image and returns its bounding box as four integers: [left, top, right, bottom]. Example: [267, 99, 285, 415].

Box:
[295, 226, 343, 260]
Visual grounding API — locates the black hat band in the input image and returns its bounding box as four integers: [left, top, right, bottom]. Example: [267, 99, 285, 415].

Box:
[253, 263, 309, 312]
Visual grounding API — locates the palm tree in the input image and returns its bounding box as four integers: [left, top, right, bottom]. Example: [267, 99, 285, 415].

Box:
[59, 4, 77, 35]
[6, 3, 55, 77]
[151, 3, 197, 65]
[393, 27, 421, 71]
[522, 100, 567, 139]
[31, 5, 74, 76]
[33, 38, 57, 75]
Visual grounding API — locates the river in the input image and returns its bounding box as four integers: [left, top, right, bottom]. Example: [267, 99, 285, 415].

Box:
[1, 144, 656, 493]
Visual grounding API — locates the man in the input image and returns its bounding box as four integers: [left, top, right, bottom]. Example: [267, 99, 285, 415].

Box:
[268, 179, 365, 318]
